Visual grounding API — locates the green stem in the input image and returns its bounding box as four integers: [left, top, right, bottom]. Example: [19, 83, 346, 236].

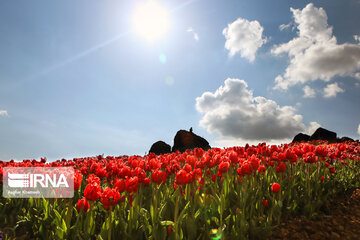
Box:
[86, 201, 94, 234]
[220, 186, 224, 228]
[129, 194, 133, 235]
[108, 208, 112, 240]
[174, 190, 180, 240]
[65, 198, 73, 229]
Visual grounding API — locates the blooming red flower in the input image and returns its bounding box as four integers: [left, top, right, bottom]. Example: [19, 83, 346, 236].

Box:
[143, 177, 150, 186]
[186, 155, 196, 166]
[276, 162, 286, 173]
[303, 152, 316, 164]
[151, 169, 167, 184]
[329, 167, 336, 174]
[175, 169, 189, 186]
[192, 168, 202, 180]
[86, 174, 100, 185]
[80, 166, 88, 176]
[74, 170, 83, 191]
[257, 165, 266, 174]
[271, 183, 281, 193]
[84, 182, 102, 201]
[229, 151, 238, 164]
[101, 187, 120, 210]
[241, 163, 252, 175]
[95, 167, 107, 179]
[183, 163, 192, 173]
[126, 176, 139, 193]
[262, 199, 268, 207]
[120, 166, 131, 178]
[321, 176, 325, 181]
[218, 161, 230, 173]
[77, 197, 90, 212]
[249, 155, 260, 170]
[211, 174, 216, 182]
[114, 178, 126, 193]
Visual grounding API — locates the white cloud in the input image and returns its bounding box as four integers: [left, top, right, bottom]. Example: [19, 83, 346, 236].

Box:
[187, 27, 199, 41]
[354, 35, 360, 43]
[303, 85, 316, 98]
[196, 78, 318, 141]
[306, 121, 321, 135]
[358, 124, 360, 136]
[355, 72, 360, 80]
[279, 22, 292, 31]
[0, 110, 8, 117]
[323, 82, 344, 98]
[223, 18, 267, 62]
[272, 3, 360, 90]
[214, 137, 291, 148]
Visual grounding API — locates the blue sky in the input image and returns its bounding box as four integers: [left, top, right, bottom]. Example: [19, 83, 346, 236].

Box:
[1, 0, 360, 161]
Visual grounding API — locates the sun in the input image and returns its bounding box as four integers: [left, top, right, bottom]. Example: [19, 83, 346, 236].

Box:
[132, 1, 170, 41]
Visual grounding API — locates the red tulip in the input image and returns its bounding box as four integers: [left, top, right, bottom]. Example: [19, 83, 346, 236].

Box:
[183, 163, 192, 173]
[218, 161, 230, 173]
[257, 165, 266, 174]
[114, 178, 126, 193]
[151, 169, 167, 184]
[276, 162, 286, 173]
[74, 170, 83, 191]
[84, 182, 102, 201]
[271, 183, 281, 193]
[77, 197, 90, 212]
[86, 174, 100, 185]
[126, 176, 139, 193]
[175, 169, 189, 186]
[101, 187, 120, 210]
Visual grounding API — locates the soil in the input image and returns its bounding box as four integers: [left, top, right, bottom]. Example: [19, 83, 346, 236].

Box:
[268, 188, 360, 240]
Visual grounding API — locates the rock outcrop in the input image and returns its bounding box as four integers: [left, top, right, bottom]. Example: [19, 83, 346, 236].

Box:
[309, 127, 337, 143]
[149, 141, 171, 155]
[292, 133, 311, 143]
[338, 136, 355, 143]
[292, 128, 357, 144]
[172, 129, 211, 153]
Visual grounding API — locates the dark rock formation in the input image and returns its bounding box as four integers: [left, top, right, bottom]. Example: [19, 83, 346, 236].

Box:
[309, 127, 337, 143]
[149, 141, 171, 155]
[172, 129, 211, 153]
[338, 136, 355, 143]
[292, 133, 311, 143]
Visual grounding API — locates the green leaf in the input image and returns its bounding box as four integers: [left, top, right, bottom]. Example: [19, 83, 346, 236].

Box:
[177, 201, 190, 224]
[160, 220, 175, 227]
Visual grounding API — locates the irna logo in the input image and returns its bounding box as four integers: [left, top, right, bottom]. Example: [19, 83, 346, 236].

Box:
[8, 173, 69, 188]
[3, 167, 74, 198]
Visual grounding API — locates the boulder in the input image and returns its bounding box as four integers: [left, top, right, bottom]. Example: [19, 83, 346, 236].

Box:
[292, 133, 310, 143]
[149, 141, 171, 155]
[338, 136, 355, 143]
[309, 127, 337, 143]
[172, 129, 211, 153]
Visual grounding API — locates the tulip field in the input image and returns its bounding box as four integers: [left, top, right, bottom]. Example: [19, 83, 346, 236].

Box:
[1, 140, 360, 239]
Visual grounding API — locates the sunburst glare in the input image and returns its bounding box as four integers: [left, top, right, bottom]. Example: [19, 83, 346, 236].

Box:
[132, 1, 170, 41]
